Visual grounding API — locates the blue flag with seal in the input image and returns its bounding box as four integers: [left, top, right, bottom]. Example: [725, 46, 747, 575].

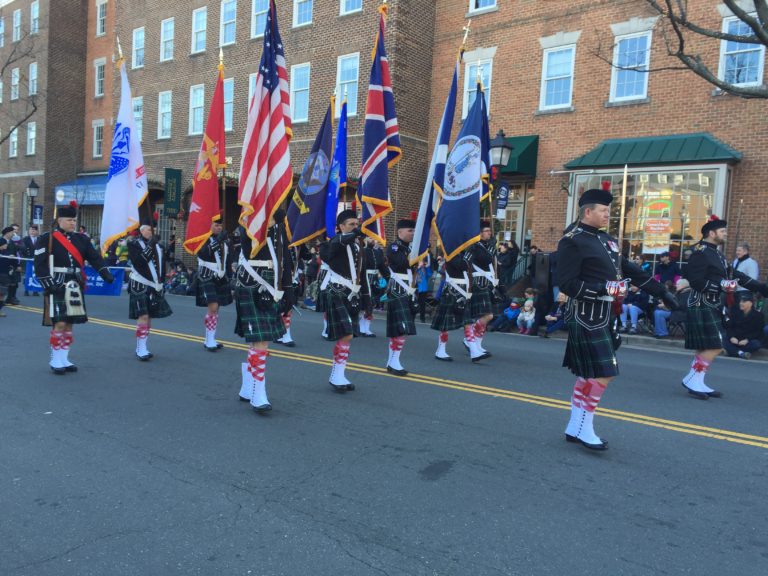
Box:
[435, 80, 490, 261]
[410, 53, 460, 265]
[286, 104, 333, 247]
[325, 99, 348, 239]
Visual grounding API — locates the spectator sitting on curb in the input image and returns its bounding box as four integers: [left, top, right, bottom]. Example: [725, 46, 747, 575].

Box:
[724, 294, 764, 359]
[654, 278, 690, 338]
[487, 300, 520, 333]
[516, 299, 536, 335]
[620, 286, 651, 334]
[653, 251, 681, 285]
[541, 292, 568, 338]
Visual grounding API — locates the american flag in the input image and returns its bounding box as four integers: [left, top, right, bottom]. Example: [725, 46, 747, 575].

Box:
[357, 6, 401, 245]
[238, 0, 292, 257]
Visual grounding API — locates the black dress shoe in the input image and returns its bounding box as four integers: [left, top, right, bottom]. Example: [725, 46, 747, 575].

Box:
[566, 433, 608, 447]
[204, 344, 220, 352]
[471, 353, 491, 363]
[252, 403, 272, 413]
[706, 390, 723, 398]
[435, 355, 453, 362]
[387, 365, 408, 376]
[216, 343, 224, 349]
[136, 353, 152, 362]
[361, 333, 377, 338]
[282, 340, 296, 348]
[579, 439, 608, 451]
[238, 395, 250, 402]
[329, 382, 347, 393]
[565, 434, 578, 443]
[50, 366, 66, 375]
[345, 383, 355, 391]
[682, 382, 709, 400]
[64, 364, 78, 372]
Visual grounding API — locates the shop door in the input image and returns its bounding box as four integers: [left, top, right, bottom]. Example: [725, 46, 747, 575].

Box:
[498, 204, 524, 248]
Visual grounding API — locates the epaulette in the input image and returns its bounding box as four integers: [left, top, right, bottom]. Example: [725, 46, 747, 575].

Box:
[563, 227, 583, 240]
[695, 243, 706, 251]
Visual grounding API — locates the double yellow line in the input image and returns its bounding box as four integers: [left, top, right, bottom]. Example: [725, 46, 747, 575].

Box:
[13, 305, 768, 450]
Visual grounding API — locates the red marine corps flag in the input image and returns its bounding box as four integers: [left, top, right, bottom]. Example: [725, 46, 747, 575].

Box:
[238, 0, 292, 256]
[183, 60, 226, 255]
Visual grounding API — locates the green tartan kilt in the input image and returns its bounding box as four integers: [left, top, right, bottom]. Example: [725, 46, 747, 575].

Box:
[325, 285, 360, 341]
[196, 276, 233, 307]
[469, 286, 494, 319]
[315, 269, 329, 313]
[386, 294, 417, 337]
[128, 286, 173, 320]
[685, 304, 724, 350]
[563, 316, 620, 379]
[234, 285, 285, 343]
[430, 288, 467, 332]
[43, 288, 88, 325]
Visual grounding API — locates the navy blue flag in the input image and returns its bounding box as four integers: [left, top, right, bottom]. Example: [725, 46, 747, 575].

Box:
[435, 80, 490, 261]
[286, 105, 334, 246]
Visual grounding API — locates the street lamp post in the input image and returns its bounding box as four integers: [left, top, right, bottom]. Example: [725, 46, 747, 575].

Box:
[26, 178, 39, 227]
[488, 129, 513, 231]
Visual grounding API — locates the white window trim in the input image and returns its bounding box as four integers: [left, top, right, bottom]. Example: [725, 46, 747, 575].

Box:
[158, 91, 172, 139]
[132, 96, 143, 142]
[92, 120, 105, 159]
[26, 122, 36, 155]
[293, 0, 313, 28]
[467, 0, 497, 16]
[191, 6, 207, 54]
[30, 1, 39, 35]
[160, 17, 174, 62]
[290, 63, 310, 123]
[9, 128, 18, 158]
[717, 13, 766, 87]
[0, 18, 5, 48]
[248, 72, 257, 110]
[609, 31, 652, 103]
[96, 0, 107, 37]
[335, 52, 360, 117]
[12, 9, 21, 43]
[251, 0, 268, 38]
[188, 84, 205, 136]
[132, 27, 145, 69]
[10, 67, 19, 101]
[0, 79, 3, 103]
[462, 59, 493, 119]
[223, 77, 234, 132]
[220, 0, 237, 47]
[539, 44, 576, 111]
[340, 0, 362, 16]
[28, 61, 37, 95]
[94, 58, 107, 98]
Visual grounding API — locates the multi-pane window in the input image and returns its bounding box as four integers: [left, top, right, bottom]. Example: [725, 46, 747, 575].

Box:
[94, 59, 106, 97]
[160, 18, 174, 61]
[248, 73, 257, 110]
[610, 32, 650, 101]
[464, 59, 492, 117]
[12, 9, 21, 42]
[192, 7, 207, 53]
[189, 85, 204, 135]
[540, 45, 575, 110]
[158, 91, 172, 139]
[132, 96, 143, 142]
[294, 0, 313, 27]
[220, 0, 237, 46]
[26, 122, 36, 155]
[470, 0, 496, 10]
[132, 27, 145, 68]
[223, 78, 234, 131]
[719, 16, 766, 86]
[9, 128, 18, 157]
[336, 53, 359, 116]
[290, 63, 310, 122]
[30, 1, 39, 34]
[340, 0, 362, 15]
[96, 1, 107, 36]
[28, 62, 37, 95]
[92, 120, 104, 158]
[251, 0, 268, 38]
[0, 18, 5, 48]
[10, 68, 19, 100]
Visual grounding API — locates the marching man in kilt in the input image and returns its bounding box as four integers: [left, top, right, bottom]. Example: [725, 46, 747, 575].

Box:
[196, 220, 233, 351]
[557, 185, 677, 450]
[33, 201, 114, 374]
[431, 251, 473, 362]
[233, 210, 291, 413]
[319, 210, 364, 392]
[360, 237, 385, 337]
[274, 244, 299, 348]
[681, 216, 768, 399]
[384, 219, 418, 375]
[462, 221, 497, 361]
[127, 223, 173, 360]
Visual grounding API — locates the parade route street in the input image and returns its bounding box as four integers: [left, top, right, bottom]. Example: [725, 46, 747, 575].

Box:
[2, 293, 768, 576]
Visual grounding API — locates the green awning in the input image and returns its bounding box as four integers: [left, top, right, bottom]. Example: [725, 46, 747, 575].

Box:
[500, 135, 539, 177]
[565, 132, 742, 169]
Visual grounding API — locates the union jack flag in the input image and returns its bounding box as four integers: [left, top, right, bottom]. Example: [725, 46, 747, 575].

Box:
[238, 0, 292, 257]
[356, 5, 401, 245]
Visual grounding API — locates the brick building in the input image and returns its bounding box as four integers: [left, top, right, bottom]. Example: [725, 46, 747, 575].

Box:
[0, 0, 89, 232]
[111, 0, 436, 249]
[431, 0, 768, 271]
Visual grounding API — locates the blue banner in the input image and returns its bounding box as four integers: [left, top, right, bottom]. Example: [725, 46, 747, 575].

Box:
[24, 261, 125, 296]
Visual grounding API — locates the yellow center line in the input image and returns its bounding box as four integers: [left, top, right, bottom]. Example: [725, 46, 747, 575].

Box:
[12, 305, 768, 450]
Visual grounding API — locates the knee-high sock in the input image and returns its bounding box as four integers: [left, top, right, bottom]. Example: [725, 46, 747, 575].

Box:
[239, 363, 252, 400]
[322, 313, 328, 337]
[565, 377, 587, 437]
[473, 320, 487, 342]
[49, 329, 65, 368]
[573, 378, 606, 444]
[330, 341, 351, 385]
[136, 323, 150, 356]
[388, 336, 406, 370]
[204, 313, 219, 347]
[436, 331, 450, 358]
[247, 349, 270, 408]
[280, 311, 293, 342]
[683, 355, 713, 393]
[464, 325, 485, 359]
[62, 330, 74, 366]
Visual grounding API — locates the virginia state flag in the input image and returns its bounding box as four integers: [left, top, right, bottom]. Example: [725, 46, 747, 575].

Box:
[100, 61, 147, 255]
[286, 104, 333, 247]
[184, 65, 226, 255]
[435, 80, 490, 261]
[409, 53, 460, 265]
[356, 5, 401, 245]
[325, 98, 348, 239]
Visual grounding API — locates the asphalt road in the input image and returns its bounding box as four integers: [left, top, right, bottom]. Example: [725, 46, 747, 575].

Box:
[1, 293, 768, 576]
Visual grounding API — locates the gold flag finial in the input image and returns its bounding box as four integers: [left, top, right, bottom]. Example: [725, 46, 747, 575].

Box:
[218, 48, 224, 72]
[462, 19, 472, 49]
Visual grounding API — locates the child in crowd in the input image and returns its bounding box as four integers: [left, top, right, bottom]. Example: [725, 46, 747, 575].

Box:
[488, 300, 520, 332]
[516, 299, 536, 335]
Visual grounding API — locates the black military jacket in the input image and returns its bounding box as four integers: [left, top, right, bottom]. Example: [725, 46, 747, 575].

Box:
[127, 237, 164, 284]
[197, 234, 232, 280]
[686, 240, 765, 307]
[320, 232, 362, 282]
[235, 225, 291, 288]
[34, 229, 109, 287]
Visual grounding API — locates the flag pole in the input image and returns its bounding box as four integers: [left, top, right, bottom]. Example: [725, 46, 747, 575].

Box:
[617, 164, 629, 256]
[218, 49, 227, 232]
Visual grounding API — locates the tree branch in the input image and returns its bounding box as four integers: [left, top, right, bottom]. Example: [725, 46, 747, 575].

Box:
[723, 0, 768, 46]
[645, 0, 764, 43]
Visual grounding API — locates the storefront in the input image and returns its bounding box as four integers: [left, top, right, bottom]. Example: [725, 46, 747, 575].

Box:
[493, 135, 538, 251]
